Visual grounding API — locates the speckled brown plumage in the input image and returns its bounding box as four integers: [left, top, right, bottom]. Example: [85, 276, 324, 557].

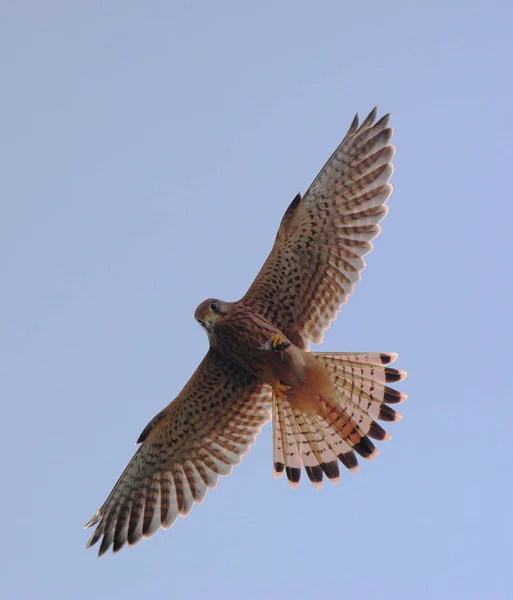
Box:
[85, 350, 271, 555]
[242, 107, 394, 348]
[85, 108, 407, 555]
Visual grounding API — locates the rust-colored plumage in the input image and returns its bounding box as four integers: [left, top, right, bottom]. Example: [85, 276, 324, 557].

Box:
[86, 108, 407, 555]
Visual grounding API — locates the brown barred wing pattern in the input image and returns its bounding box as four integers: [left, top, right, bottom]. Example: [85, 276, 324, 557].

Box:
[85, 349, 271, 555]
[242, 108, 394, 349]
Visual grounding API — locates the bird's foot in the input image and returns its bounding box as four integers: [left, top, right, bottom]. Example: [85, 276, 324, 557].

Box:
[265, 333, 291, 352]
[274, 380, 292, 402]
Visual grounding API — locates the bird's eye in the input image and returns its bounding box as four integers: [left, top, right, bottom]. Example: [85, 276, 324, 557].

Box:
[209, 302, 219, 313]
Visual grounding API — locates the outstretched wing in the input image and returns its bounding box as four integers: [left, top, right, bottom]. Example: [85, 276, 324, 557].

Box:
[85, 349, 271, 555]
[242, 108, 394, 348]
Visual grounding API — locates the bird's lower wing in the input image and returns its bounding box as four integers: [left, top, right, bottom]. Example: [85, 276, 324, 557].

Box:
[85, 348, 271, 555]
[242, 108, 394, 348]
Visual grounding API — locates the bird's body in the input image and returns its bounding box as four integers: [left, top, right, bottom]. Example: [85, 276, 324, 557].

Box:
[85, 107, 407, 555]
[195, 298, 336, 415]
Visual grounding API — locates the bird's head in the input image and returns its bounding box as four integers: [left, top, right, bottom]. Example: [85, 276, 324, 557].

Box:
[194, 298, 229, 333]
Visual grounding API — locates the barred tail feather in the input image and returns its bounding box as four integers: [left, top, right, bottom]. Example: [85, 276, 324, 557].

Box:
[271, 351, 406, 488]
[273, 396, 302, 487]
[273, 397, 343, 488]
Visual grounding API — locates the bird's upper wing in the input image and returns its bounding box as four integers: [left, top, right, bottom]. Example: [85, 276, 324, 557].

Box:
[242, 108, 394, 349]
[85, 348, 271, 555]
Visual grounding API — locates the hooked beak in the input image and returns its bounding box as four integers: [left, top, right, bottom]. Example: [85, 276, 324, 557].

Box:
[197, 309, 215, 331]
[201, 317, 214, 331]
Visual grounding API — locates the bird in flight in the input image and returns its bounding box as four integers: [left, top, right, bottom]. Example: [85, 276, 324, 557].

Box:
[85, 107, 407, 556]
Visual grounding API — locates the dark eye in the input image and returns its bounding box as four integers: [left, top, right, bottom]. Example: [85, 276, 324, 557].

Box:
[209, 302, 219, 313]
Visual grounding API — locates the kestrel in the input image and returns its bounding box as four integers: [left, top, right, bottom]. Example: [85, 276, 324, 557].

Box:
[85, 107, 407, 555]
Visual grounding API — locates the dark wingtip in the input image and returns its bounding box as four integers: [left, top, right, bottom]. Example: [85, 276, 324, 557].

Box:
[366, 106, 378, 123]
[113, 536, 125, 554]
[274, 461, 285, 473]
[374, 112, 391, 129]
[348, 113, 359, 134]
[86, 527, 102, 549]
[85, 511, 101, 529]
[98, 536, 111, 557]
[356, 107, 378, 132]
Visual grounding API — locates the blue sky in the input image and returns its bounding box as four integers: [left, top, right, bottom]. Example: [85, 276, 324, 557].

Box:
[1, 2, 512, 598]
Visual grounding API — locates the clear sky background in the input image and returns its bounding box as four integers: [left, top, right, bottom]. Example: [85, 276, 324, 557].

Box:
[1, 2, 512, 599]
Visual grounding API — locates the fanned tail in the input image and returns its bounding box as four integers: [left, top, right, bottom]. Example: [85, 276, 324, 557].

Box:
[272, 352, 407, 488]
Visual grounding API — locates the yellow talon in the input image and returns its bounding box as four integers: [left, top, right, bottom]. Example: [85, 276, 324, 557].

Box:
[274, 380, 292, 402]
[269, 333, 287, 349]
